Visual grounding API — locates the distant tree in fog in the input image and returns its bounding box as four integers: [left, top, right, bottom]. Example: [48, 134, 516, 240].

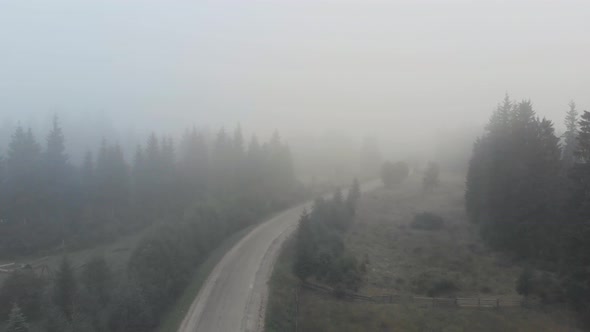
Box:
[575, 110, 590, 163]
[422, 162, 440, 191]
[562, 101, 579, 168]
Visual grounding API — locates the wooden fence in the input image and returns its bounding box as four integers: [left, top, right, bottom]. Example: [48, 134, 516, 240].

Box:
[302, 281, 529, 309]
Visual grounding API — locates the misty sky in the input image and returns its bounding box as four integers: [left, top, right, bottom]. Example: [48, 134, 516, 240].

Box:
[1, 0, 590, 154]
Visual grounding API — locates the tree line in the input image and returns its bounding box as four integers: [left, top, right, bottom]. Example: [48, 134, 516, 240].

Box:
[0, 117, 300, 256]
[466, 96, 590, 326]
[0, 116, 304, 331]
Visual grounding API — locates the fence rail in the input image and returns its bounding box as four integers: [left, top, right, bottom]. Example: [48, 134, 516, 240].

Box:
[302, 281, 528, 309]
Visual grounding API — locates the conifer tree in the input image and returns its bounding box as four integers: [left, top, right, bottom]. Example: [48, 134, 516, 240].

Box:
[576, 110, 590, 163]
[5, 303, 29, 332]
[562, 101, 579, 168]
[44, 115, 70, 227]
[45, 115, 68, 182]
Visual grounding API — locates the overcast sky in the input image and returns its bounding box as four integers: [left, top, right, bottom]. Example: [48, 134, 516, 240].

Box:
[1, 0, 589, 154]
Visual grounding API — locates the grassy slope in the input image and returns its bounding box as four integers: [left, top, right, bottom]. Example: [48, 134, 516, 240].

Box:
[266, 175, 580, 332]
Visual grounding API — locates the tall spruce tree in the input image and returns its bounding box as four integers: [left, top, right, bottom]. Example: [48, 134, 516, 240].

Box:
[45, 115, 68, 182]
[465, 97, 564, 256]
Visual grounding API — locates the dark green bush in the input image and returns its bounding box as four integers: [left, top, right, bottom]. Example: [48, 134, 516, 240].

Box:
[411, 212, 445, 230]
[427, 279, 459, 297]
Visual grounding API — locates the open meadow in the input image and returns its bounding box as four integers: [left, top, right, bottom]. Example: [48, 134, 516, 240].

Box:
[266, 174, 580, 332]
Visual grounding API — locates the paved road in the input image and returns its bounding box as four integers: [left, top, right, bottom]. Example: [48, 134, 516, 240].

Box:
[178, 182, 380, 332]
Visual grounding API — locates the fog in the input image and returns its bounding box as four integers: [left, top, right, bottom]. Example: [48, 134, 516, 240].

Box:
[4, 2, 590, 330]
[2, 0, 590, 164]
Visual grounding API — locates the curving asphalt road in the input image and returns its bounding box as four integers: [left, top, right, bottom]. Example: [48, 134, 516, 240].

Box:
[178, 181, 380, 332]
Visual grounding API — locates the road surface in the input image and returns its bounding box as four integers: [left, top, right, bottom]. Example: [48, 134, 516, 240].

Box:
[178, 182, 380, 332]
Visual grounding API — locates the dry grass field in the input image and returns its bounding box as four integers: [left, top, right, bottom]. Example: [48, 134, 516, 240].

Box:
[266, 174, 581, 332]
[349, 174, 519, 298]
